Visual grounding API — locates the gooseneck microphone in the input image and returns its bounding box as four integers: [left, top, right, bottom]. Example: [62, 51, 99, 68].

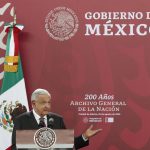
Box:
[48, 118, 54, 128]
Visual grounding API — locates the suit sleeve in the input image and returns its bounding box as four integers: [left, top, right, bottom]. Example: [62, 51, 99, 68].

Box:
[12, 116, 22, 150]
[12, 118, 18, 150]
[12, 124, 16, 150]
[74, 135, 89, 150]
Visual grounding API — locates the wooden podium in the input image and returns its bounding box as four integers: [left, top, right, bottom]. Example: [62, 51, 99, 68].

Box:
[16, 129, 74, 150]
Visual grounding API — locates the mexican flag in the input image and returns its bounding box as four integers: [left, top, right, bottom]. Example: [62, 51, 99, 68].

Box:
[0, 23, 29, 150]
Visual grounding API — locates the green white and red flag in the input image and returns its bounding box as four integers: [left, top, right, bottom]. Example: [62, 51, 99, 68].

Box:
[0, 23, 29, 150]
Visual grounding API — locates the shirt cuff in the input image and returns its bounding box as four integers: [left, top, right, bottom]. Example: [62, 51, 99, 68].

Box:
[82, 134, 88, 141]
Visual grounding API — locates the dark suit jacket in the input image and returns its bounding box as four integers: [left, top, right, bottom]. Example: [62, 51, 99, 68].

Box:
[74, 135, 89, 149]
[12, 111, 66, 150]
[13, 111, 66, 130]
[12, 111, 89, 150]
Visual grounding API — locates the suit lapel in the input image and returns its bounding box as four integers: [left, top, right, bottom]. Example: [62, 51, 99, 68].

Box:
[47, 113, 55, 129]
[29, 111, 39, 129]
[47, 114, 50, 127]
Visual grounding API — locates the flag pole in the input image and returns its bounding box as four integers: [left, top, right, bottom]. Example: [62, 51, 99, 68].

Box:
[13, 7, 17, 25]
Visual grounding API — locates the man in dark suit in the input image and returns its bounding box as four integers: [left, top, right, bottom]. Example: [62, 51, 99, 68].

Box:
[12, 88, 66, 150]
[12, 88, 101, 150]
[14, 88, 66, 129]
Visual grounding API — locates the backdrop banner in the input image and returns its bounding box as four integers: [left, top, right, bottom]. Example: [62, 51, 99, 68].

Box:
[0, 0, 150, 150]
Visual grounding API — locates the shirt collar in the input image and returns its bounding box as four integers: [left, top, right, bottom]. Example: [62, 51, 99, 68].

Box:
[32, 109, 47, 120]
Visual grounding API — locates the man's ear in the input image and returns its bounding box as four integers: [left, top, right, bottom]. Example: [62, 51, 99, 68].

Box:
[31, 100, 36, 106]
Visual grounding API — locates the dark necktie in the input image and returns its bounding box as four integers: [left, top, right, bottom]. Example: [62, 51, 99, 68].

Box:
[38, 117, 46, 128]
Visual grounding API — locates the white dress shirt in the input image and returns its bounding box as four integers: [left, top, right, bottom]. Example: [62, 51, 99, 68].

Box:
[32, 109, 47, 127]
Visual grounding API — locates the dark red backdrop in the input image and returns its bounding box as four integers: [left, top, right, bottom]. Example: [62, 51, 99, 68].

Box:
[1, 0, 150, 149]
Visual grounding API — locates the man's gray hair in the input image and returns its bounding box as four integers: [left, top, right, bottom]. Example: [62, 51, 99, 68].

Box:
[31, 88, 51, 101]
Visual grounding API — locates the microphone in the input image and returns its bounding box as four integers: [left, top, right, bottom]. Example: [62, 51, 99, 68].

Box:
[48, 118, 54, 128]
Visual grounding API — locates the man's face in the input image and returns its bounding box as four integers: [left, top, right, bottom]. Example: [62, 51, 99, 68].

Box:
[32, 94, 51, 117]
